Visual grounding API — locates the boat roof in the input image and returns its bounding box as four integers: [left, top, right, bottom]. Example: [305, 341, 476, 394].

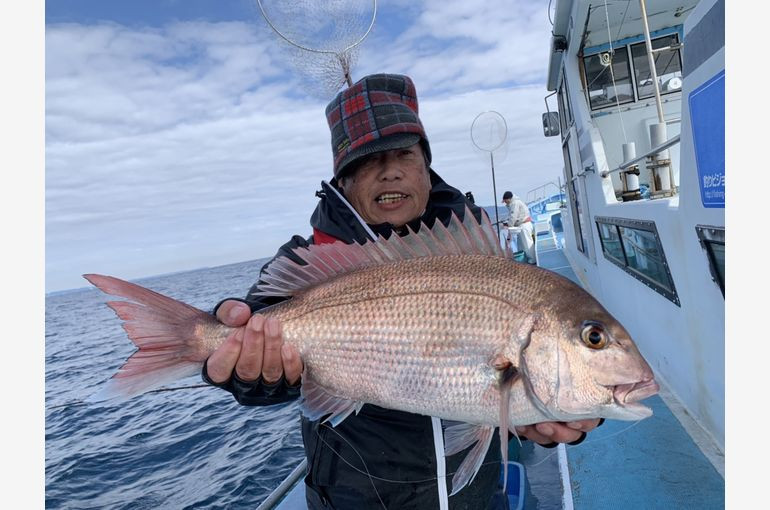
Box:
[547, 0, 700, 90]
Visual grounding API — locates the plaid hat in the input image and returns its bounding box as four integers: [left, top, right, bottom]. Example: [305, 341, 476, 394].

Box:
[325, 73, 432, 178]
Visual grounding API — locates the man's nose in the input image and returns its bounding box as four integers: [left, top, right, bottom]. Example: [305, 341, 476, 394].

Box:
[377, 153, 405, 180]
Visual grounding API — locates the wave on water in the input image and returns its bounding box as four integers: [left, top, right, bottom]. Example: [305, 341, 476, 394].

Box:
[45, 259, 305, 509]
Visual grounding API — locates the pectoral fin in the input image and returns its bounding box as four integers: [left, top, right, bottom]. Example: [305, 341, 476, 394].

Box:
[493, 356, 521, 493]
[299, 373, 364, 426]
[444, 422, 495, 496]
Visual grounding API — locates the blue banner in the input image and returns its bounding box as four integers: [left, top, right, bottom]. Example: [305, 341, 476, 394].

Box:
[689, 70, 725, 208]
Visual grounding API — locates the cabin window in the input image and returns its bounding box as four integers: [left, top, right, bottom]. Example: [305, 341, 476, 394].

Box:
[596, 217, 679, 306]
[583, 29, 684, 111]
[631, 34, 683, 99]
[583, 47, 633, 110]
[597, 222, 624, 263]
[618, 226, 674, 292]
[695, 225, 725, 297]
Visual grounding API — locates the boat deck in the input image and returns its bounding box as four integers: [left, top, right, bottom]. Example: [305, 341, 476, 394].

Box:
[525, 224, 725, 509]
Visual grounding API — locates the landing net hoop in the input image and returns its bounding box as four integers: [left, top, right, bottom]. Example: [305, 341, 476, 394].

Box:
[256, 0, 377, 93]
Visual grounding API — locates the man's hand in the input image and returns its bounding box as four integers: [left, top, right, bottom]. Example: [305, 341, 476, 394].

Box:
[515, 419, 601, 446]
[206, 300, 303, 385]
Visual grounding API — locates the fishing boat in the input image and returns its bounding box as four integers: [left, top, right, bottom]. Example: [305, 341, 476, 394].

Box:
[259, 0, 724, 508]
[532, 0, 725, 507]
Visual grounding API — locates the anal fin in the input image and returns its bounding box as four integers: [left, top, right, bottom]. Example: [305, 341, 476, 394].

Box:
[444, 422, 495, 496]
[299, 374, 364, 427]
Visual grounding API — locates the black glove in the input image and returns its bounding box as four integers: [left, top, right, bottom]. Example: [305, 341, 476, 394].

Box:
[202, 359, 301, 406]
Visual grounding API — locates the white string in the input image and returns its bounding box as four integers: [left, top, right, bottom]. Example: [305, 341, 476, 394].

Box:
[323, 181, 378, 241]
[316, 424, 388, 509]
[317, 419, 644, 483]
[603, 0, 629, 144]
[526, 419, 643, 468]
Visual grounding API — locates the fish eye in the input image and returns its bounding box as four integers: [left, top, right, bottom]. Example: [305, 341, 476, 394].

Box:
[580, 321, 608, 349]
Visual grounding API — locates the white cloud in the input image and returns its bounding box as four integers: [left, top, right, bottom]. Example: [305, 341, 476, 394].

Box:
[46, 2, 564, 292]
[358, 0, 551, 92]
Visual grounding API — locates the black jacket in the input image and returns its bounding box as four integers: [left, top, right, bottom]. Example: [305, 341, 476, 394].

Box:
[205, 170, 505, 509]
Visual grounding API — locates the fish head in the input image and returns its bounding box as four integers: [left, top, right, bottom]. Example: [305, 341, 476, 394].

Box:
[519, 285, 659, 422]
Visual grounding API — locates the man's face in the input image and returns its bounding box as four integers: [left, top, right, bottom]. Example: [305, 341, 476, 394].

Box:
[503, 198, 512, 205]
[339, 143, 431, 227]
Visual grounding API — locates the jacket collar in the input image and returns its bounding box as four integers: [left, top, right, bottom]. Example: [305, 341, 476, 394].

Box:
[310, 169, 476, 244]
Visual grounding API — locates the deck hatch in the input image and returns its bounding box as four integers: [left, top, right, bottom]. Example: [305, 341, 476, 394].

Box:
[595, 216, 680, 306]
[695, 225, 725, 297]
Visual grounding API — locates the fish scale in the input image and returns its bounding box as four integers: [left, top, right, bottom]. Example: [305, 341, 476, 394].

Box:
[260, 255, 553, 427]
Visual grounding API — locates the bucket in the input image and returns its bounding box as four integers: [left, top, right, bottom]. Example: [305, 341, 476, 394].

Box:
[491, 461, 526, 510]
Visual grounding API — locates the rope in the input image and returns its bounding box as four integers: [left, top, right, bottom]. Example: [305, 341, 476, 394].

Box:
[603, 0, 629, 144]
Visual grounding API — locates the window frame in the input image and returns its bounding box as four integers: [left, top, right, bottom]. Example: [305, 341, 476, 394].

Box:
[695, 225, 725, 297]
[582, 45, 635, 111]
[595, 216, 680, 306]
[582, 26, 684, 112]
[630, 33, 683, 101]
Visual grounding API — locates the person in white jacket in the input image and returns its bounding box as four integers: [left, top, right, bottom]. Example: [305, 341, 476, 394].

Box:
[502, 190, 535, 263]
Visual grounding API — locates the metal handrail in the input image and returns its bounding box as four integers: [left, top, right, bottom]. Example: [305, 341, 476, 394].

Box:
[600, 134, 681, 178]
[256, 459, 307, 510]
[526, 182, 562, 204]
[571, 164, 596, 183]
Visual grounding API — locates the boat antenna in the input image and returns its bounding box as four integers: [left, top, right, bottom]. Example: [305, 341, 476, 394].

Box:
[255, 0, 377, 98]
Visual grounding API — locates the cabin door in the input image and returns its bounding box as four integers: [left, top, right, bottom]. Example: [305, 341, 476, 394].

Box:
[561, 126, 594, 260]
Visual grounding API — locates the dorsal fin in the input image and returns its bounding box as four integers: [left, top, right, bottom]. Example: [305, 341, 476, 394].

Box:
[253, 207, 506, 298]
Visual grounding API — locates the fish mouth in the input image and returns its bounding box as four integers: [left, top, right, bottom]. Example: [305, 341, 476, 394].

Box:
[376, 192, 409, 204]
[612, 378, 659, 416]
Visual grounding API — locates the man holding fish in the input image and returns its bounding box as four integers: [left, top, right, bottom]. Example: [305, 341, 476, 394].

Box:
[203, 74, 604, 509]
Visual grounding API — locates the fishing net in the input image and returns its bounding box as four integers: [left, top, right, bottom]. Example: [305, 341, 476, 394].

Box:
[256, 0, 377, 99]
[471, 111, 508, 153]
[471, 111, 509, 238]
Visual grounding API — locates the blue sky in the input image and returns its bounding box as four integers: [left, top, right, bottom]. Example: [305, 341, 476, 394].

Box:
[46, 0, 257, 26]
[44, 0, 567, 292]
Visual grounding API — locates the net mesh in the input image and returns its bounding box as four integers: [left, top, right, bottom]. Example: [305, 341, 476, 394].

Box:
[471, 111, 508, 153]
[257, 0, 376, 99]
[471, 111, 510, 164]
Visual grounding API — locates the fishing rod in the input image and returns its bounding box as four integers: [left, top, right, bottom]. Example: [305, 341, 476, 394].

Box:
[46, 383, 212, 410]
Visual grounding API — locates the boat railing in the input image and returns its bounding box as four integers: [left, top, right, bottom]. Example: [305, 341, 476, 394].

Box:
[256, 459, 307, 510]
[526, 182, 562, 205]
[599, 134, 681, 179]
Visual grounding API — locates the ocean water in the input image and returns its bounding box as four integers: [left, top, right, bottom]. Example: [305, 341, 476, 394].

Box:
[45, 259, 305, 509]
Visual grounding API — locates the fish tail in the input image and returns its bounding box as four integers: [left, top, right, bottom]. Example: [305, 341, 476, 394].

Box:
[83, 274, 224, 402]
